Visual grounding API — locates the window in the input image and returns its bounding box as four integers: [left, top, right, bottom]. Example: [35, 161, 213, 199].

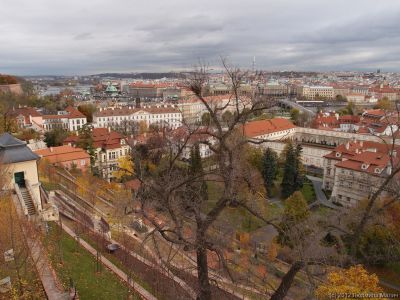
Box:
[81, 160, 86, 166]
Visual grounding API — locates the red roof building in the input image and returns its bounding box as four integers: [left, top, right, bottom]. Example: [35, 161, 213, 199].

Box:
[322, 140, 399, 207]
[35, 145, 90, 171]
[242, 118, 296, 140]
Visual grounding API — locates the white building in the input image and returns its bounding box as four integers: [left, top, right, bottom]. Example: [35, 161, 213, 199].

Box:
[93, 106, 182, 129]
[298, 85, 334, 100]
[63, 128, 131, 181]
[173, 95, 251, 124]
[42, 106, 87, 132]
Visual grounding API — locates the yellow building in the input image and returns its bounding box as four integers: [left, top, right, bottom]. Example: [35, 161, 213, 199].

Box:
[0, 133, 42, 215]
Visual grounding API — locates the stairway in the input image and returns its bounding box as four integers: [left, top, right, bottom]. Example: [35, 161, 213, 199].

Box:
[19, 187, 36, 215]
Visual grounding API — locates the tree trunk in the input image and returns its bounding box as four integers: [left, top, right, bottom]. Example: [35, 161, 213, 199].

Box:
[270, 261, 304, 300]
[196, 246, 212, 300]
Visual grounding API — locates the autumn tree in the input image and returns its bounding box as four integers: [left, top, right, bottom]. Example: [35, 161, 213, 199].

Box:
[315, 265, 384, 300]
[374, 97, 393, 110]
[78, 104, 96, 122]
[246, 146, 263, 173]
[278, 191, 309, 246]
[113, 156, 134, 182]
[44, 128, 68, 147]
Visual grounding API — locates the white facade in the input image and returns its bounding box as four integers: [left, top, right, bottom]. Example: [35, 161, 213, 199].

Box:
[93, 107, 183, 129]
[298, 85, 334, 100]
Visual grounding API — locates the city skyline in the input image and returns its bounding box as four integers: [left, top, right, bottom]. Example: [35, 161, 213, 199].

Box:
[1, 0, 400, 75]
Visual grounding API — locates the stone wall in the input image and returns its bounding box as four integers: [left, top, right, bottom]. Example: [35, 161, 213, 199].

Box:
[0, 83, 23, 95]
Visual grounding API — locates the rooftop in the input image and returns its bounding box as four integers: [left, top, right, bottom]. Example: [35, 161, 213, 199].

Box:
[0, 133, 39, 164]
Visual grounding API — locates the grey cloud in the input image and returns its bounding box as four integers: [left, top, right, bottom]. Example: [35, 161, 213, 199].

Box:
[73, 32, 93, 40]
[1, 0, 400, 75]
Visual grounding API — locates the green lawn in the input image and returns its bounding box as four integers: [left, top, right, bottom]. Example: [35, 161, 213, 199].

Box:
[44, 222, 140, 300]
[300, 181, 316, 204]
[76, 230, 156, 298]
[205, 181, 281, 233]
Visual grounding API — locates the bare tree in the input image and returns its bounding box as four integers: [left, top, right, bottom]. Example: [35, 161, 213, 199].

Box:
[127, 62, 400, 300]
[130, 60, 283, 299]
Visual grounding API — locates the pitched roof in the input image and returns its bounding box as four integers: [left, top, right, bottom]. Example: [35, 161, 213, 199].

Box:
[7, 107, 42, 118]
[335, 152, 392, 175]
[324, 140, 400, 161]
[242, 118, 296, 138]
[0, 133, 39, 164]
[65, 106, 86, 118]
[34, 145, 89, 164]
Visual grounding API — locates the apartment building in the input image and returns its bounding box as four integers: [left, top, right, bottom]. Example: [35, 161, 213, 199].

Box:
[263, 82, 288, 97]
[93, 106, 183, 129]
[322, 140, 399, 207]
[64, 128, 131, 180]
[368, 85, 399, 101]
[126, 82, 177, 99]
[7, 107, 43, 131]
[168, 95, 251, 124]
[42, 106, 87, 132]
[298, 85, 334, 100]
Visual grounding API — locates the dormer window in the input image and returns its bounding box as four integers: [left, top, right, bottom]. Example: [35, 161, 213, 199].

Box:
[361, 163, 369, 170]
[374, 168, 381, 174]
[335, 152, 341, 158]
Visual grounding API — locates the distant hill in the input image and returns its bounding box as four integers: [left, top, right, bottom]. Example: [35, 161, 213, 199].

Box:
[92, 72, 186, 80]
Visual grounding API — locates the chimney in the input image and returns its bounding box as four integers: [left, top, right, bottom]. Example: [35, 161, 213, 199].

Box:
[360, 141, 363, 147]
[108, 127, 111, 133]
[50, 147, 53, 152]
[345, 142, 350, 150]
[392, 150, 397, 158]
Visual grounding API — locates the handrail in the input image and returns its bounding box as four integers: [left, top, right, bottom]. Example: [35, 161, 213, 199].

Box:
[14, 183, 29, 216]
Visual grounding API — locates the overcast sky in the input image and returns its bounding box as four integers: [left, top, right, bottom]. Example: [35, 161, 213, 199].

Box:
[1, 0, 400, 75]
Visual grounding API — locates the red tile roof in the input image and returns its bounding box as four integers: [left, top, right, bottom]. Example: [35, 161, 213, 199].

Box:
[242, 118, 296, 138]
[65, 106, 86, 119]
[35, 145, 90, 164]
[335, 152, 392, 175]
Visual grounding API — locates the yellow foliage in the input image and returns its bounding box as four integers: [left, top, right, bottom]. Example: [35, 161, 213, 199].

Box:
[75, 175, 105, 204]
[315, 265, 386, 300]
[267, 241, 279, 262]
[112, 156, 134, 181]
